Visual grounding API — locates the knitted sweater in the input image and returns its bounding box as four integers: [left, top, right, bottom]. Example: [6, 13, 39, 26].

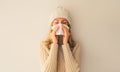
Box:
[39, 42, 80, 72]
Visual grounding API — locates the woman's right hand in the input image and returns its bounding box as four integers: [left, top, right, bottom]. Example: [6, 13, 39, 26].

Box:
[51, 25, 59, 44]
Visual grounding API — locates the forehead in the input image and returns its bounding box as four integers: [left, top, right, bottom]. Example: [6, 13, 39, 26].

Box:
[53, 18, 68, 22]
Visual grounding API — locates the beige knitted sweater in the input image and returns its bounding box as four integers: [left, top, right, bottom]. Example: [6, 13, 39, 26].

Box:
[39, 42, 80, 72]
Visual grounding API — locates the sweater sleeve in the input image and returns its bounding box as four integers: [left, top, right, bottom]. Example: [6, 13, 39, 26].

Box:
[39, 42, 58, 72]
[62, 43, 80, 72]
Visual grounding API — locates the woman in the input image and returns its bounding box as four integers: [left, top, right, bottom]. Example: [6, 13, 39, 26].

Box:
[39, 7, 80, 72]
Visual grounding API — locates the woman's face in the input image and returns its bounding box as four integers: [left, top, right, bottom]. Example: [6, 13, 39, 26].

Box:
[51, 18, 70, 45]
[52, 18, 69, 26]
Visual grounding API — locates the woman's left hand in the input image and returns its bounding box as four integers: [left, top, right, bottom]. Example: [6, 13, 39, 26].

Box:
[62, 25, 70, 44]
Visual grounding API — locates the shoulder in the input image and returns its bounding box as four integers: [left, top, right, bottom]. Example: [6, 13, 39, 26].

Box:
[39, 41, 50, 54]
[39, 41, 47, 51]
[40, 41, 49, 48]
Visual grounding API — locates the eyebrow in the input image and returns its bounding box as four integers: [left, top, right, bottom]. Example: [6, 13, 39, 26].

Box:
[54, 20, 59, 22]
[63, 20, 67, 22]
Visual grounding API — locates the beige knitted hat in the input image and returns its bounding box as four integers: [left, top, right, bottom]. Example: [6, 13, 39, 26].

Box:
[49, 6, 72, 25]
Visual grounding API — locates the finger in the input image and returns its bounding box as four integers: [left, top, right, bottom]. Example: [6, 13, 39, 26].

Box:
[63, 26, 70, 35]
[63, 27, 68, 38]
[63, 26, 69, 34]
[55, 35, 58, 40]
[62, 26, 67, 31]
[62, 26, 67, 34]
[63, 27, 70, 37]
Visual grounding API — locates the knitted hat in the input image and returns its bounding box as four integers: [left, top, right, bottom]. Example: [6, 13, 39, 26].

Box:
[49, 6, 72, 25]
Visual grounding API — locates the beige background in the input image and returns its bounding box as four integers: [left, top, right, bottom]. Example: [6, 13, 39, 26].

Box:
[0, 0, 120, 72]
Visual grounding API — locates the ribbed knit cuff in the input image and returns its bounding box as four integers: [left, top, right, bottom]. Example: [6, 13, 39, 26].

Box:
[51, 43, 58, 48]
[62, 43, 69, 47]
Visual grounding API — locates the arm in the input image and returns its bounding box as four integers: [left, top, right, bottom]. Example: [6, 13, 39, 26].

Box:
[39, 42, 58, 72]
[62, 43, 80, 72]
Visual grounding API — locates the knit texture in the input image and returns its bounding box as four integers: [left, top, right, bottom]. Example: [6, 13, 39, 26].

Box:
[39, 42, 80, 72]
[49, 6, 72, 25]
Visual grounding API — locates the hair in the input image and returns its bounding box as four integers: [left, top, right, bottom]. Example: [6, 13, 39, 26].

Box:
[42, 21, 76, 51]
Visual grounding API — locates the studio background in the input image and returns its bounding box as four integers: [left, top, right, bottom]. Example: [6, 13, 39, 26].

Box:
[0, 0, 120, 72]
